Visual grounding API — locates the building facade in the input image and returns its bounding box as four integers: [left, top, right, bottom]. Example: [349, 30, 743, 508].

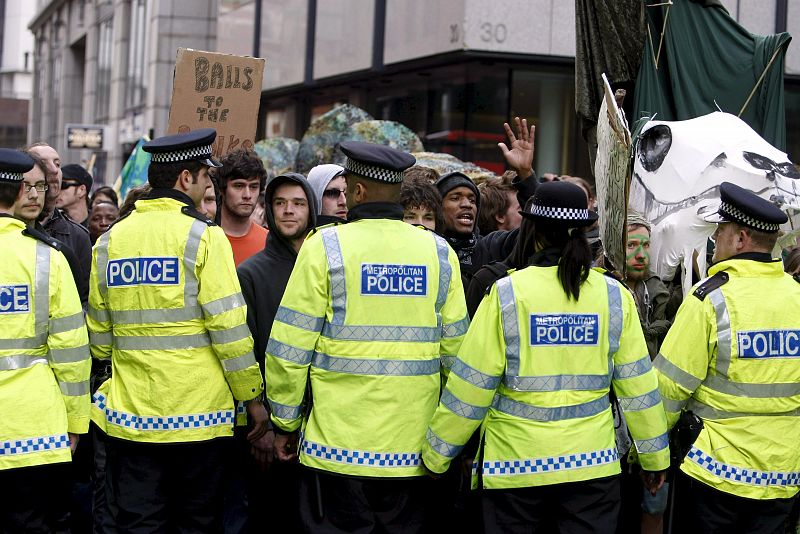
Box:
[0, 1, 36, 148]
[28, 0, 218, 184]
[219, 0, 800, 179]
[28, 0, 800, 185]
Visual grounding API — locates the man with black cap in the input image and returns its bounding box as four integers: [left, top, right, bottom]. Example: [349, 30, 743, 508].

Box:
[436, 118, 538, 292]
[266, 141, 468, 532]
[57, 163, 93, 227]
[86, 128, 267, 532]
[0, 148, 91, 531]
[654, 182, 800, 532]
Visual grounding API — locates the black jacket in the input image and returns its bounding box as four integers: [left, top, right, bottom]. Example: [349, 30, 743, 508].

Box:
[40, 209, 91, 307]
[237, 174, 318, 363]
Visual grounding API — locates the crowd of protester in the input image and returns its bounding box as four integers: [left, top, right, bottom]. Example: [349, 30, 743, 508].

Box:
[2, 114, 800, 534]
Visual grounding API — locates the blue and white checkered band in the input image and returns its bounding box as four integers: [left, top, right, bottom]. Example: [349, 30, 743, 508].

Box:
[719, 201, 780, 232]
[529, 204, 590, 221]
[150, 144, 214, 164]
[0, 171, 23, 182]
[345, 157, 404, 183]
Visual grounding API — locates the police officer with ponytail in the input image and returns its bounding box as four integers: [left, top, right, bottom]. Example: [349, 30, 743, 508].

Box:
[422, 181, 670, 533]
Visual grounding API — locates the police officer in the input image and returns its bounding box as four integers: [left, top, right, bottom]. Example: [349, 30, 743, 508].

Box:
[0, 149, 91, 531]
[422, 181, 670, 533]
[654, 182, 800, 532]
[267, 141, 469, 532]
[86, 129, 266, 532]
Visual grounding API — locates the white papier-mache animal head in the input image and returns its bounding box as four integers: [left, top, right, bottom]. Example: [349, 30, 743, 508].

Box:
[629, 112, 800, 295]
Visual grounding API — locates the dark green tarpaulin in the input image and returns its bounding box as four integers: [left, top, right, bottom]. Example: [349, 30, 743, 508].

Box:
[633, 0, 791, 150]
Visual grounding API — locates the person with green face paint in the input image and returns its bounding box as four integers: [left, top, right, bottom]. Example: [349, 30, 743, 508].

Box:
[624, 212, 673, 362]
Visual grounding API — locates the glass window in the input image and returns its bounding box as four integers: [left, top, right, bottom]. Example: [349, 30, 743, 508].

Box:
[96, 18, 113, 120]
[125, 0, 147, 110]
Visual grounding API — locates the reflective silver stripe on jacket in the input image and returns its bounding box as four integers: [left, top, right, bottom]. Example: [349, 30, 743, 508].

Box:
[496, 277, 521, 379]
[275, 306, 324, 332]
[49, 312, 85, 334]
[618, 389, 662, 412]
[433, 234, 451, 314]
[604, 277, 622, 359]
[59, 379, 90, 396]
[708, 288, 732, 377]
[686, 398, 800, 419]
[441, 389, 489, 420]
[182, 219, 207, 312]
[0, 355, 48, 371]
[426, 427, 463, 459]
[613, 356, 652, 380]
[312, 353, 440, 376]
[268, 399, 302, 420]
[507, 374, 611, 392]
[687, 445, 800, 487]
[202, 293, 246, 317]
[492, 394, 609, 422]
[451, 359, 502, 390]
[0, 335, 47, 350]
[440, 354, 456, 372]
[266, 338, 314, 365]
[89, 331, 112, 346]
[321, 323, 441, 342]
[35, 242, 51, 335]
[87, 305, 110, 323]
[442, 316, 469, 338]
[652, 354, 703, 391]
[661, 396, 689, 413]
[49, 345, 89, 364]
[112, 333, 211, 351]
[95, 231, 111, 298]
[634, 432, 669, 453]
[221, 351, 257, 373]
[209, 324, 251, 345]
[321, 227, 347, 325]
[110, 306, 203, 325]
[702, 375, 800, 398]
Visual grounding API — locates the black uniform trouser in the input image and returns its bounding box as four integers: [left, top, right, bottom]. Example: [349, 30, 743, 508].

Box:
[0, 462, 71, 534]
[298, 467, 430, 533]
[679, 473, 795, 534]
[105, 436, 233, 534]
[482, 475, 621, 534]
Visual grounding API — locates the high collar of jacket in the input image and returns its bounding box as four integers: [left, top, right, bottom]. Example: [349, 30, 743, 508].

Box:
[346, 202, 403, 222]
[145, 188, 196, 208]
[709, 252, 783, 278]
[0, 213, 25, 231]
[528, 246, 562, 267]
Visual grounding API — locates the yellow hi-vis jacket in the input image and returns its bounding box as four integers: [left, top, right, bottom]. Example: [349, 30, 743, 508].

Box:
[654, 257, 800, 500]
[87, 195, 263, 443]
[0, 217, 90, 470]
[422, 266, 670, 489]
[265, 217, 468, 477]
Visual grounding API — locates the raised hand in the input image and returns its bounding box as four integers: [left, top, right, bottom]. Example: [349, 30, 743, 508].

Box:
[498, 117, 535, 178]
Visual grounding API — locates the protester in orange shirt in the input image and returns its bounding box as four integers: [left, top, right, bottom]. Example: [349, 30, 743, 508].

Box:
[216, 149, 268, 266]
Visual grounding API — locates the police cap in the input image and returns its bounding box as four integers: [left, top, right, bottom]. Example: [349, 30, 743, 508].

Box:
[704, 181, 787, 233]
[142, 128, 222, 168]
[0, 148, 35, 183]
[519, 181, 598, 227]
[340, 141, 416, 184]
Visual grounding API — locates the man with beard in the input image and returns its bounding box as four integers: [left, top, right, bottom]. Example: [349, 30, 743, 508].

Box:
[436, 118, 538, 294]
[235, 172, 317, 531]
[217, 149, 268, 266]
[26, 143, 91, 307]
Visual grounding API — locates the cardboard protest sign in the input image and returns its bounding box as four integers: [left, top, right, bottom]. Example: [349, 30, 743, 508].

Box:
[594, 73, 632, 275]
[167, 48, 265, 157]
